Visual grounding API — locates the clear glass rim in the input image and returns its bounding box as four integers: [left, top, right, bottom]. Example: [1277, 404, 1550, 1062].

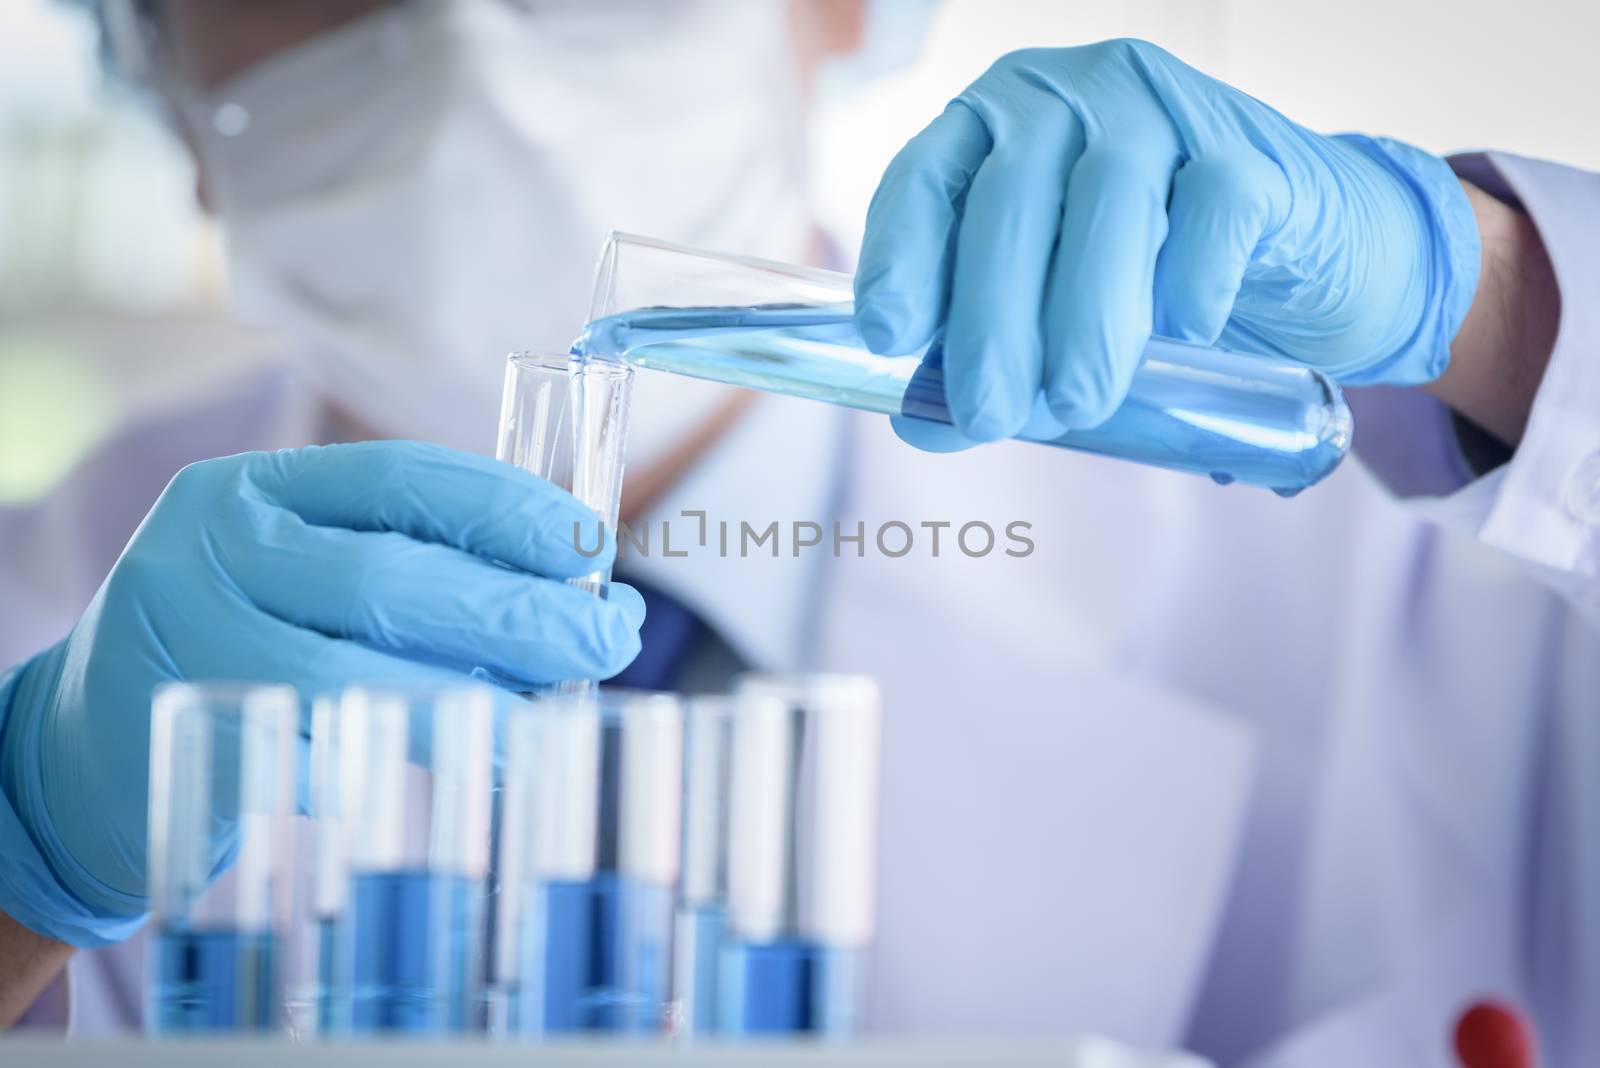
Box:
[506, 350, 633, 379]
[736, 672, 880, 710]
[151, 680, 298, 708]
[683, 693, 737, 716]
[337, 682, 499, 708]
[512, 687, 682, 723]
[603, 230, 852, 289]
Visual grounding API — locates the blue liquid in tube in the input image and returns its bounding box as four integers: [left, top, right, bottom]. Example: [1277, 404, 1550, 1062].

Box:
[675, 903, 726, 1036]
[315, 914, 340, 1034]
[717, 938, 859, 1037]
[502, 872, 672, 1035]
[574, 304, 1352, 495]
[345, 869, 480, 1035]
[150, 926, 278, 1033]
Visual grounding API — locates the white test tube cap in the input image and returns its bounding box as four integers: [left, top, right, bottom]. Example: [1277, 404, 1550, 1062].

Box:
[519, 691, 683, 886]
[308, 694, 347, 916]
[725, 674, 882, 948]
[337, 685, 494, 880]
[679, 696, 735, 906]
[147, 681, 298, 928]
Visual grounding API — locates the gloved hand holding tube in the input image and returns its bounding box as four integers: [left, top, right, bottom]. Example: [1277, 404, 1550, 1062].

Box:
[0, 441, 644, 949]
[855, 40, 1482, 452]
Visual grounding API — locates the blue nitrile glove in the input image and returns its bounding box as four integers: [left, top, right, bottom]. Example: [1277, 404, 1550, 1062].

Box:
[854, 39, 1481, 451]
[0, 441, 644, 946]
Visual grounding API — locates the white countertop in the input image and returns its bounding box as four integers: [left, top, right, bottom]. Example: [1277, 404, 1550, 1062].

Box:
[0, 1037, 1213, 1067]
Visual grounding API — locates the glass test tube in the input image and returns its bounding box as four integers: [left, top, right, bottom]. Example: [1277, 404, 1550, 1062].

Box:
[497, 351, 632, 594]
[293, 694, 349, 1037]
[575, 232, 1353, 495]
[673, 697, 735, 1038]
[146, 682, 298, 1036]
[492, 691, 682, 1037]
[720, 675, 882, 1037]
[321, 686, 495, 1037]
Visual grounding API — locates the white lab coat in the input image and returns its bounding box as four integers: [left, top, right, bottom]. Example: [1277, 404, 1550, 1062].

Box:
[7, 151, 1597, 1068]
[623, 150, 1600, 1067]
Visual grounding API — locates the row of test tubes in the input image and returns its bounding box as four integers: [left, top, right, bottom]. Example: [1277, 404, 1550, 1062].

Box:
[146, 676, 882, 1040]
[147, 340, 879, 1038]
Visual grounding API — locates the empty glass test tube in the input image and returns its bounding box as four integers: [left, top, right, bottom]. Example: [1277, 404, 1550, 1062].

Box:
[321, 686, 495, 1037]
[719, 675, 882, 1037]
[673, 697, 735, 1038]
[492, 691, 682, 1037]
[575, 232, 1352, 495]
[146, 682, 298, 1036]
[497, 351, 632, 592]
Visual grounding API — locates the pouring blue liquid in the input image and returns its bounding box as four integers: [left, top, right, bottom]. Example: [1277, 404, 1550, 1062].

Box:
[573, 303, 1352, 495]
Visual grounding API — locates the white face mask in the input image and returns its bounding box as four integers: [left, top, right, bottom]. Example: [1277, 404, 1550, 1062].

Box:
[176, 0, 812, 456]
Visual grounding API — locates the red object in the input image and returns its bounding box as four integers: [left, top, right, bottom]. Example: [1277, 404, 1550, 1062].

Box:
[1454, 1000, 1536, 1068]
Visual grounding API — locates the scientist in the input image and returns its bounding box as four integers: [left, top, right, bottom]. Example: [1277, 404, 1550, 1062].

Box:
[2, 4, 1598, 1068]
[0, 0, 848, 1032]
[0, 0, 843, 697]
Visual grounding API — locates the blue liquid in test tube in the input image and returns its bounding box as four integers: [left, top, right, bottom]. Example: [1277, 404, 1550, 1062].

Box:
[346, 869, 481, 1034]
[315, 914, 339, 1033]
[717, 676, 882, 1038]
[673, 697, 736, 1038]
[676, 902, 726, 1035]
[145, 682, 298, 1037]
[575, 302, 1351, 496]
[507, 873, 672, 1033]
[494, 692, 682, 1039]
[151, 926, 279, 1033]
[718, 939, 859, 1036]
[318, 687, 496, 1038]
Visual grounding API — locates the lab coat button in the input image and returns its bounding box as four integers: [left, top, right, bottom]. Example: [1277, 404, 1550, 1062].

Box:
[1564, 452, 1600, 525]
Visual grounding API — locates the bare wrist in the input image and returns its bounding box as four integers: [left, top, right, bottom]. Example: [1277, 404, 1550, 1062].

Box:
[1424, 180, 1560, 446]
[0, 907, 72, 1028]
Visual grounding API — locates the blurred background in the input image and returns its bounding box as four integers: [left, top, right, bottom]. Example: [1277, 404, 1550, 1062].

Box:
[3, 0, 1598, 506]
